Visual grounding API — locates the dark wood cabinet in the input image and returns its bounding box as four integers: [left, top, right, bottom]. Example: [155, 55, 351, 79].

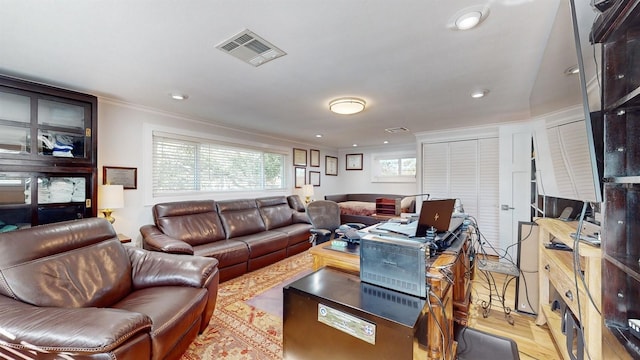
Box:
[0, 75, 97, 230]
[592, 2, 640, 357]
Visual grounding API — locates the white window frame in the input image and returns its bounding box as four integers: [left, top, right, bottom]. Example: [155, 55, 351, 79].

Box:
[370, 151, 416, 183]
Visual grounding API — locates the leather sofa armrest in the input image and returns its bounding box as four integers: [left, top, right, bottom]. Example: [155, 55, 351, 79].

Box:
[0, 295, 151, 355]
[126, 247, 220, 333]
[126, 247, 219, 290]
[140, 224, 194, 255]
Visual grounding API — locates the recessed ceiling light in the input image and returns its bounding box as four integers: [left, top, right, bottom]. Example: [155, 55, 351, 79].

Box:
[456, 11, 482, 30]
[170, 93, 188, 100]
[383, 140, 389, 144]
[352, 144, 358, 147]
[471, 89, 489, 99]
[449, 6, 490, 31]
[329, 97, 366, 115]
[315, 134, 323, 138]
[564, 65, 579, 75]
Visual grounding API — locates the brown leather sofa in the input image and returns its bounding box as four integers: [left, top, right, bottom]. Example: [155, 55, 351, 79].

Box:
[140, 195, 312, 282]
[0, 218, 219, 360]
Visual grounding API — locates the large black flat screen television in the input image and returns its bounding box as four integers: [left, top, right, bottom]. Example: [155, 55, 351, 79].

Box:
[570, 0, 604, 203]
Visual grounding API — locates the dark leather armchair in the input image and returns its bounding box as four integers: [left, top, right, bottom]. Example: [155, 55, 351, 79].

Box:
[306, 200, 365, 245]
[0, 218, 219, 360]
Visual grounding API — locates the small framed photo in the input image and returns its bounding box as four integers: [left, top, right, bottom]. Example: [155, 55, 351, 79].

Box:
[293, 148, 307, 166]
[103, 166, 137, 189]
[309, 171, 321, 186]
[325, 156, 338, 176]
[346, 153, 363, 170]
[295, 167, 306, 188]
[310, 149, 320, 167]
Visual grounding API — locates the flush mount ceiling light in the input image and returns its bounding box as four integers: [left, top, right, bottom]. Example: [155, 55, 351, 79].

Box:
[449, 5, 490, 31]
[329, 97, 366, 115]
[471, 89, 489, 98]
[170, 93, 188, 100]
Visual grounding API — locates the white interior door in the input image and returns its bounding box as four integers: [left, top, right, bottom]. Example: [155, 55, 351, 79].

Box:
[499, 124, 532, 263]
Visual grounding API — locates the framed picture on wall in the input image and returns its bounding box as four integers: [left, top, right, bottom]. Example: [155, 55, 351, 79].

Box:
[325, 156, 338, 176]
[346, 153, 363, 170]
[309, 171, 320, 186]
[310, 149, 320, 167]
[103, 166, 137, 189]
[293, 148, 307, 166]
[295, 167, 306, 188]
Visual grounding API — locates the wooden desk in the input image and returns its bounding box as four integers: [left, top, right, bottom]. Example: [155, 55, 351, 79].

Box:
[308, 234, 471, 360]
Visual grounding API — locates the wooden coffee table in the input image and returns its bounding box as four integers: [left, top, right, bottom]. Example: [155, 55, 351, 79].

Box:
[308, 241, 360, 273]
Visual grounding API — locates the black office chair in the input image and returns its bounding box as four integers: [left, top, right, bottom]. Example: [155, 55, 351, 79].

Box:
[306, 200, 365, 245]
[455, 325, 520, 360]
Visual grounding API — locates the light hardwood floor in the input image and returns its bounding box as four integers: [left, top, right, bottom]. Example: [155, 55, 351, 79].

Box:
[468, 266, 561, 360]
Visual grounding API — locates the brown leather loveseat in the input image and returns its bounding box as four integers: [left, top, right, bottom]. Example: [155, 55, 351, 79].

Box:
[0, 218, 219, 360]
[140, 195, 312, 282]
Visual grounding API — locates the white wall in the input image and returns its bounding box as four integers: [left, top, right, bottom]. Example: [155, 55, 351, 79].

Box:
[98, 99, 416, 245]
[335, 144, 419, 195]
[98, 98, 346, 246]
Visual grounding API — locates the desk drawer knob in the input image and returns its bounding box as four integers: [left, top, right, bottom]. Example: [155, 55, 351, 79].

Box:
[565, 290, 573, 301]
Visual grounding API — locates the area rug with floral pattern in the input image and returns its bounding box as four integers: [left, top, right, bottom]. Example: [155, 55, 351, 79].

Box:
[180, 251, 314, 360]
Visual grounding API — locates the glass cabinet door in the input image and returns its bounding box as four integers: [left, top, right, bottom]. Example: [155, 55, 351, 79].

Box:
[0, 87, 93, 161]
[0, 91, 31, 155]
[36, 98, 91, 160]
[0, 175, 32, 232]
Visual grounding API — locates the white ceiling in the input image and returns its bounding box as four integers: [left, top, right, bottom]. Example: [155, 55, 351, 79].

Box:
[0, 0, 595, 149]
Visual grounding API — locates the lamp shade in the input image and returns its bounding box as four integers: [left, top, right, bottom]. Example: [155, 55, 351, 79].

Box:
[98, 184, 124, 209]
[302, 184, 314, 197]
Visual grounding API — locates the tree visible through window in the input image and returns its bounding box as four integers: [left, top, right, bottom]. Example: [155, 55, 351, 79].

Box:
[372, 153, 416, 182]
[152, 134, 285, 195]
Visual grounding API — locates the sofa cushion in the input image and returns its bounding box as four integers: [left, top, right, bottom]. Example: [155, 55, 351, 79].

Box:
[257, 196, 294, 230]
[113, 286, 208, 360]
[0, 219, 133, 308]
[232, 231, 288, 258]
[154, 200, 227, 247]
[0, 295, 152, 355]
[217, 199, 267, 238]
[273, 223, 313, 246]
[192, 239, 249, 268]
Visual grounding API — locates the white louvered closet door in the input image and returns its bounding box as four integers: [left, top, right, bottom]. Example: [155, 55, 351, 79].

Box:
[422, 138, 500, 253]
[477, 138, 499, 255]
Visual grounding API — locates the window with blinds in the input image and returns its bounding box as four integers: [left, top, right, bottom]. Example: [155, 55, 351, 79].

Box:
[152, 134, 285, 195]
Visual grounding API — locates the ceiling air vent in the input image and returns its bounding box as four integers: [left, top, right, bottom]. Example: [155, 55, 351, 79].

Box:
[385, 127, 410, 134]
[216, 29, 286, 67]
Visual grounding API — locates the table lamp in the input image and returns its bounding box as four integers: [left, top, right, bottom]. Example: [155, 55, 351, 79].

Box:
[98, 184, 124, 224]
[302, 184, 314, 204]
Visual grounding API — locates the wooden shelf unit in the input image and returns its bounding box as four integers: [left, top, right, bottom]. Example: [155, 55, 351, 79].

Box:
[592, 2, 640, 358]
[375, 197, 401, 216]
[0, 75, 98, 229]
[535, 219, 602, 360]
